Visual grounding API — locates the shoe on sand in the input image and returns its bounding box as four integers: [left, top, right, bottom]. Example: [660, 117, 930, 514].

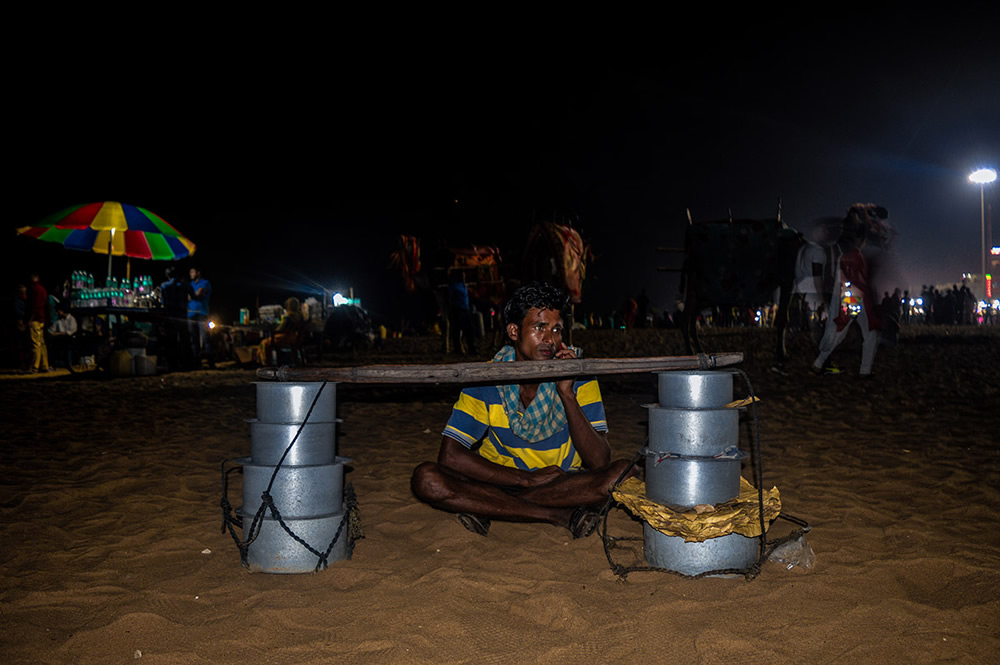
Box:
[568, 507, 601, 539]
[457, 513, 490, 537]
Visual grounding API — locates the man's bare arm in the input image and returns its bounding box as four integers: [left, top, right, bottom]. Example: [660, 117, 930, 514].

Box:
[555, 385, 611, 469]
[553, 346, 611, 470]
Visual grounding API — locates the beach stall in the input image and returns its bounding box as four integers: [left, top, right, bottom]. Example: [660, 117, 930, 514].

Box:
[16, 201, 197, 375]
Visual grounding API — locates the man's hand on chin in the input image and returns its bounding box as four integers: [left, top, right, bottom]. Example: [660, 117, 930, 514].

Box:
[554, 343, 578, 395]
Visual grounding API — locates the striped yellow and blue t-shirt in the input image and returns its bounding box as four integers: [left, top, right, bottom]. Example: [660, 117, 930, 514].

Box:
[442, 379, 608, 471]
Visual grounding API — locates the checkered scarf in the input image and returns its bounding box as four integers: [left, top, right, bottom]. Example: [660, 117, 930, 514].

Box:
[492, 344, 582, 443]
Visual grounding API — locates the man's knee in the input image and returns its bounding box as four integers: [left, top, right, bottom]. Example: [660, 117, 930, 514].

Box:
[411, 462, 450, 503]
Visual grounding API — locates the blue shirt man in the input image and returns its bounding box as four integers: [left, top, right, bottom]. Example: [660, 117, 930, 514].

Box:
[187, 267, 213, 367]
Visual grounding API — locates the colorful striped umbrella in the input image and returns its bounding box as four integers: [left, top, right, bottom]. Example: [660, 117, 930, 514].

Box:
[16, 201, 196, 260]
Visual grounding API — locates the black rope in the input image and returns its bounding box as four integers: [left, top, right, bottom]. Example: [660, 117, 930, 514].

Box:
[733, 368, 768, 562]
[220, 457, 250, 565]
[600, 368, 811, 582]
[219, 380, 364, 571]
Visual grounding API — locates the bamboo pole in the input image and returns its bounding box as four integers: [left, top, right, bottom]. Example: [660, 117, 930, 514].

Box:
[255, 353, 742, 384]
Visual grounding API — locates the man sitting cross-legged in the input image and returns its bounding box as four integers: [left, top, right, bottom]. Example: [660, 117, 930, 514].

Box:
[411, 282, 634, 538]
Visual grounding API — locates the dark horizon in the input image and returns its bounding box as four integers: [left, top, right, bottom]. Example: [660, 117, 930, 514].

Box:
[7, 12, 998, 326]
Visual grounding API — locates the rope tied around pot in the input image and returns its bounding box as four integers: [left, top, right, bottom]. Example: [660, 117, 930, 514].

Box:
[220, 380, 363, 571]
[599, 368, 810, 581]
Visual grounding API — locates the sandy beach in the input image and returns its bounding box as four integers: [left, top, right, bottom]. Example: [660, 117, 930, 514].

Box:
[1, 324, 997, 664]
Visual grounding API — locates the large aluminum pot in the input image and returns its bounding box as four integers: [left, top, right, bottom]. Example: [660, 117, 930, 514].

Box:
[645, 405, 739, 457]
[643, 449, 746, 508]
[241, 457, 349, 519]
[656, 370, 735, 409]
[254, 382, 337, 424]
[249, 420, 337, 466]
[644, 524, 758, 576]
[240, 509, 351, 573]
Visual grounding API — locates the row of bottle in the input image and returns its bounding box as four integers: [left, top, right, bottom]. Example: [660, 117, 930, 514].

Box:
[71, 271, 155, 292]
[69, 285, 163, 309]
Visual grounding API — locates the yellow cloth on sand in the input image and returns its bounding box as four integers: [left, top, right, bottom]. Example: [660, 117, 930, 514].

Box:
[612, 476, 781, 543]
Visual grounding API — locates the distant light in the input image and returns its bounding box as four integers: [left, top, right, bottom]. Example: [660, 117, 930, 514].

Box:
[991, 247, 1000, 256]
[969, 168, 997, 185]
[208, 320, 216, 330]
[332, 292, 350, 307]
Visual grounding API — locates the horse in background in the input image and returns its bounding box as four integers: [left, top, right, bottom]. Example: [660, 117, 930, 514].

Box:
[676, 203, 895, 372]
[677, 212, 805, 371]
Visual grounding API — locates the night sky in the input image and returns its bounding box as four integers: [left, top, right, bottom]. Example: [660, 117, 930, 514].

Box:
[7, 10, 998, 327]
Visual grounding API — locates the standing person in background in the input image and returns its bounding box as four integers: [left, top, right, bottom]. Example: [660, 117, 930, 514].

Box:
[637, 288, 650, 328]
[959, 283, 974, 325]
[46, 303, 78, 367]
[623, 296, 638, 329]
[447, 270, 475, 355]
[25, 272, 50, 373]
[161, 267, 192, 371]
[46, 289, 60, 329]
[187, 267, 213, 369]
[811, 206, 882, 378]
[12, 284, 29, 371]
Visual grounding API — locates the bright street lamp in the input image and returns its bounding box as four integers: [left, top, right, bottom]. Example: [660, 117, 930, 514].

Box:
[969, 168, 997, 298]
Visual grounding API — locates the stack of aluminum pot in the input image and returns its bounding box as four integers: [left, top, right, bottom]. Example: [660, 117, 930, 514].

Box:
[238, 382, 351, 573]
[643, 370, 758, 575]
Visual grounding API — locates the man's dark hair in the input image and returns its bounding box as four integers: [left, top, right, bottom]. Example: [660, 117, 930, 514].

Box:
[503, 282, 572, 333]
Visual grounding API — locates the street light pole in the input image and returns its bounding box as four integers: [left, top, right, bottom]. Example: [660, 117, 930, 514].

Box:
[969, 168, 997, 298]
[981, 182, 986, 294]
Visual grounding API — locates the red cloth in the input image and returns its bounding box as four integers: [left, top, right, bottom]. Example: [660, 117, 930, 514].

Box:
[834, 248, 880, 332]
[26, 282, 49, 325]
